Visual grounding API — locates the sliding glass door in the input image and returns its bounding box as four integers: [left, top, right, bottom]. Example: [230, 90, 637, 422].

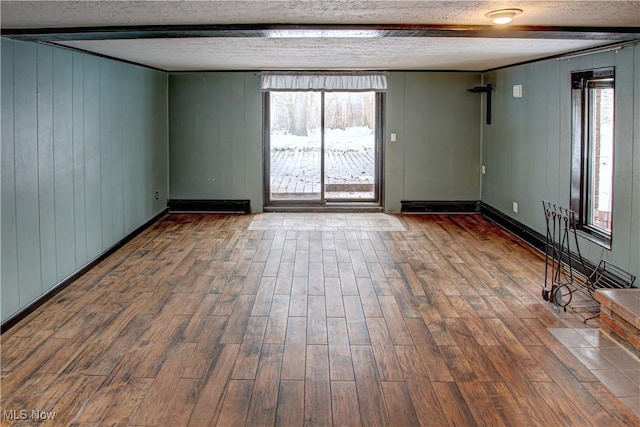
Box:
[266, 91, 380, 204]
[268, 92, 322, 201]
[324, 92, 376, 200]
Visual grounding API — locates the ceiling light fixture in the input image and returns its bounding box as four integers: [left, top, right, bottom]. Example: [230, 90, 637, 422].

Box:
[485, 8, 523, 25]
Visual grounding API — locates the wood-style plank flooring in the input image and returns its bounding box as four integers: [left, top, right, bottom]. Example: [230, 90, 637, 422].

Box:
[2, 213, 638, 426]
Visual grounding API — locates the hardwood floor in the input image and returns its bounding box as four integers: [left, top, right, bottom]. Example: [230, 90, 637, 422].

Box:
[1, 213, 638, 426]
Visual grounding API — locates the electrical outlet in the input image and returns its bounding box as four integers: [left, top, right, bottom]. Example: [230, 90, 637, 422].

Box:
[481, 165, 486, 174]
[512, 201, 519, 213]
[155, 191, 159, 200]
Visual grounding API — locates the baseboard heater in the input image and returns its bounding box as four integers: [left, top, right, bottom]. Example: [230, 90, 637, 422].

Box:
[401, 200, 480, 213]
[479, 202, 547, 252]
[169, 199, 251, 213]
[479, 202, 629, 289]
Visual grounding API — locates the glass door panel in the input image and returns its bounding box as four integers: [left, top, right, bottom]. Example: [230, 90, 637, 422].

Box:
[269, 92, 322, 201]
[324, 92, 376, 200]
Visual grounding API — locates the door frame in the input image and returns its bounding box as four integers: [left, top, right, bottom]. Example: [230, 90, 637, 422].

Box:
[263, 91, 384, 208]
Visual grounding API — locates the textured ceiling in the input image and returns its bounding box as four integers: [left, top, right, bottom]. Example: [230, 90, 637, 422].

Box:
[2, 1, 639, 71]
[57, 37, 608, 71]
[3, 1, 640, 28]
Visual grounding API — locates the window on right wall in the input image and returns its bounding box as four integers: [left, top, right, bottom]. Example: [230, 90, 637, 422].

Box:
[570, 67, 615, 249]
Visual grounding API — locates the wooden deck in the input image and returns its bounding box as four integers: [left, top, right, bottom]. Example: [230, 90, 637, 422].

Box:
[1, 213, 638, 426]
[270, 148, 374, 199]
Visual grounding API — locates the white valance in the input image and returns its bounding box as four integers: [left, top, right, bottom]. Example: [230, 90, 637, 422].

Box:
[260, 72, 388, 92]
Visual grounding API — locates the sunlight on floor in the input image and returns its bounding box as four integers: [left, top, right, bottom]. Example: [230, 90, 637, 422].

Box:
[247, 213, 406, 231]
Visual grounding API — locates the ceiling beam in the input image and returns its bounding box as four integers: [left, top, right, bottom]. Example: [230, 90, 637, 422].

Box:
[3, 23, 640, 42]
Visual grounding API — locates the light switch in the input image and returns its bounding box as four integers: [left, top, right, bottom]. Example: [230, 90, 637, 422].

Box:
[390, 133, 397, 142]
[513, 84, 523, 98]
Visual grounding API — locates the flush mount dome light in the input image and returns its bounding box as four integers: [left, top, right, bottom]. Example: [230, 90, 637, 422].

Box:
[485, 8, 523, 25]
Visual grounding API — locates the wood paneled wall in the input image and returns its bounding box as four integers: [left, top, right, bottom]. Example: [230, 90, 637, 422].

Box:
[1, 39, 169, 323]
[482, 42, 640, 279]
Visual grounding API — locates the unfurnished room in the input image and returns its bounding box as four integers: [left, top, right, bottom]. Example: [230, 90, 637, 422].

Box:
[1, 1, 640, 426]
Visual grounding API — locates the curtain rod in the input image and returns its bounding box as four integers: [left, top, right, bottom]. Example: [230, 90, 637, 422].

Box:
[557, 39, 639, 61]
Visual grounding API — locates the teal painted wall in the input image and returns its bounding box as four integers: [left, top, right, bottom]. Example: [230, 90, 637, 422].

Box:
[168, 71, 481, 213]
[481, 42, 640, 279]
[168, 73, 263, 211]
[385, 72, 482, 212]
[3, 38, 637, 321]
[1, 39, 169, 323]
